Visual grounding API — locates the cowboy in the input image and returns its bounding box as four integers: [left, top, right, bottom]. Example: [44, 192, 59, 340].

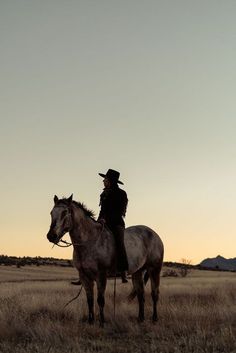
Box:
[98, 169, 129, 283]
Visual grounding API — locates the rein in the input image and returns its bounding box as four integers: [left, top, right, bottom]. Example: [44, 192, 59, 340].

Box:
[114, 272, 117, 318]
[63, 285, 83, 309]
[53, 239, 72, 248]
[113, 257, 118, 319]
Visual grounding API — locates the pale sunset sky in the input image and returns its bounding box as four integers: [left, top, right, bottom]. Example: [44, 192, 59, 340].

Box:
[1, 1, 235, 264]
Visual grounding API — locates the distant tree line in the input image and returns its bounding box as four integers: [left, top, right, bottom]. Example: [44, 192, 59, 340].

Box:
[0, 255, 73, 268]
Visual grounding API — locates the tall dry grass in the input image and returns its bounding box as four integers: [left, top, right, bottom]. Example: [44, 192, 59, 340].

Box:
[0, 266, 235, 353]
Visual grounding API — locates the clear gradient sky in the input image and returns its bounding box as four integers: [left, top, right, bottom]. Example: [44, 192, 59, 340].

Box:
[1, 1, 235, 264]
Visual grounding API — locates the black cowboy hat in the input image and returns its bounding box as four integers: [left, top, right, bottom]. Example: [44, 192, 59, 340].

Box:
[98, 169, 124, 185]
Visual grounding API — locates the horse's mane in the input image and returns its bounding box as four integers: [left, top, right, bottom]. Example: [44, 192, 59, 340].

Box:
[73, 201, 96, 220]
[58, 198, 96, 220]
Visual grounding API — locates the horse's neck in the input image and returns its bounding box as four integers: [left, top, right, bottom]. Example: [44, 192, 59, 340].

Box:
[70, 206, 98, 244]
[70, 206, 116, 267]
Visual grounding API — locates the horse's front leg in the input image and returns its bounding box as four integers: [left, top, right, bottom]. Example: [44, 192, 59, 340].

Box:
[83, 278, 95, 324]
[96, 272, 107, 327]
[132, 270, 145, 322]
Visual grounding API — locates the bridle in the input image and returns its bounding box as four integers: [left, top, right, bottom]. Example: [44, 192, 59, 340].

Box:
[53, 239, 73, 248]
[51, 204, 74, 247]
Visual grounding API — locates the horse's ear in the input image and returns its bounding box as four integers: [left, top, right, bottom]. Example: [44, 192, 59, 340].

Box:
[54, 195, 59, 204]
[67, 194, 73, 203]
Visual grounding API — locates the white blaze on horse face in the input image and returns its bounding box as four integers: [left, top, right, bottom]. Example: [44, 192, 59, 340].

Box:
[50, 206, 71, 240]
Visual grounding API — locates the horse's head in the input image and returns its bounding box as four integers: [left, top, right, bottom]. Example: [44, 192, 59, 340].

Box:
[47, 194, 73, 244]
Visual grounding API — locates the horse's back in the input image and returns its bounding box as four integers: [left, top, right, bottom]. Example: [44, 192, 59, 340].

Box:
[124, 225, 164, 273]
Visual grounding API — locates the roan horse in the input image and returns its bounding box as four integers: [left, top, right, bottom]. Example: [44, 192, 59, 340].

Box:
[47, 195, 164, 325]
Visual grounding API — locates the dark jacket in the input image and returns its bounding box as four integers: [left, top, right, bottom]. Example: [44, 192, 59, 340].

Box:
[98, 186, 128, 228]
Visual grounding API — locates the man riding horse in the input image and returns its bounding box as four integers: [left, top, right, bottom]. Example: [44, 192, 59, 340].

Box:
[72, 168, 129, 284]
[98, 169, 129, 283]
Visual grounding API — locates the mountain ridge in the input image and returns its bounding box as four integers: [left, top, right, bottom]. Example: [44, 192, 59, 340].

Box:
[200, 255, 236, 271]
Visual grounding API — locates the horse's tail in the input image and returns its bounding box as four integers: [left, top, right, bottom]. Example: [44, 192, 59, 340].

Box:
[127, 270, 149, 302]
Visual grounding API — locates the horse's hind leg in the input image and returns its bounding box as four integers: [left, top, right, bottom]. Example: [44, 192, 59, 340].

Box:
[96, 272, 107, 327]
[132, 270, 145, 322]
[149, 266, 161, 322]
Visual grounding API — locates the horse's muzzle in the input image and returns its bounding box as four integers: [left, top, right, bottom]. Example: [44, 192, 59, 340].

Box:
[47, 230, 58, 243]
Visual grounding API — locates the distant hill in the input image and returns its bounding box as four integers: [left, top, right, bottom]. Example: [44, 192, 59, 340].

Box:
[200, 255, 236, 271]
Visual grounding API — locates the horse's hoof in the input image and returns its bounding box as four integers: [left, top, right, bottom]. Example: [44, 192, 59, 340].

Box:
[138, 317, 145, 323]
[152, 316, 158, 323]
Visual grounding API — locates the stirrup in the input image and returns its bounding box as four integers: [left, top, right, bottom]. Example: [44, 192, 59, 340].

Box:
[121, 272, 128, 283]
[71, 279, 82, 285]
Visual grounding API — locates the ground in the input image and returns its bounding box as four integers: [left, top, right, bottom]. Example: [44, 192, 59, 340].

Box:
[0, 265, 235, 353]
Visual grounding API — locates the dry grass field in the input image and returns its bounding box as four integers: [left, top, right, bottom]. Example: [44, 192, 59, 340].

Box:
[0, 265, 235, 353]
